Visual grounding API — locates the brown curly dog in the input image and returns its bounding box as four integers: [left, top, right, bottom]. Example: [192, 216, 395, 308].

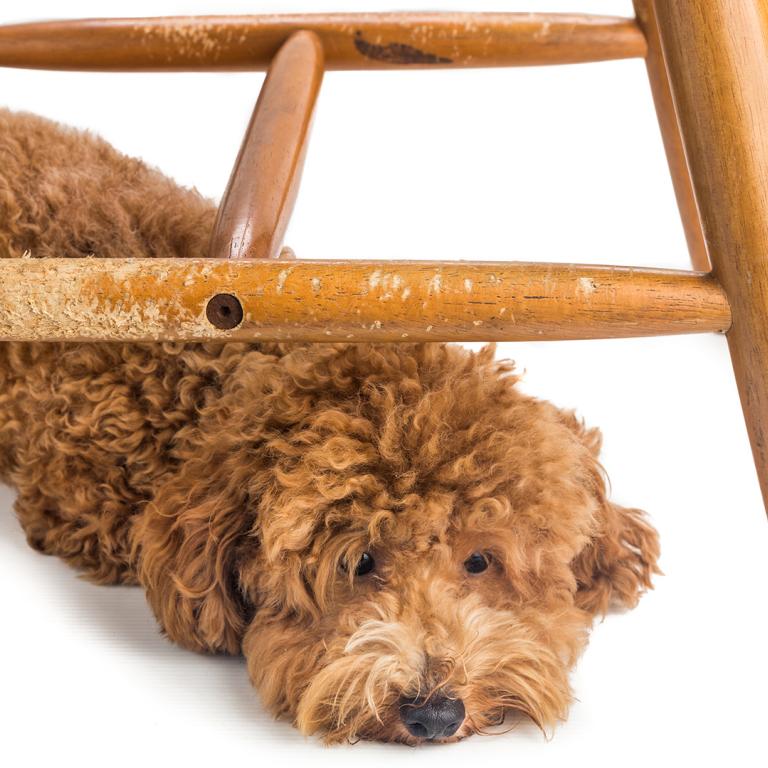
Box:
[0, 109, 660, 744]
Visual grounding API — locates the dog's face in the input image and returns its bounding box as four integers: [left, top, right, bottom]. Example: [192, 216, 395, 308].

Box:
[238, 344, 605, 743]
[244, 495, 593, 744]
[139, 343, 657, 744]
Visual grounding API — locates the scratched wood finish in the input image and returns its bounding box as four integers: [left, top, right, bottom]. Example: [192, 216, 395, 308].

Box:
[655, 1, 768, 512]
[0, 14, 646, 71]
[0, 259, 729, 343]
[633, 0, 709, 272]
[209, 31, 323, 260]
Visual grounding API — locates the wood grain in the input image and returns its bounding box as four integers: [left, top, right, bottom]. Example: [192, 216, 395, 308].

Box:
[0, 258, 729, 343]
[633, 0, 709, 271]
[209, 31, 323, 260]
[0, 14, 646, 71]
[655, 1, 768, 511]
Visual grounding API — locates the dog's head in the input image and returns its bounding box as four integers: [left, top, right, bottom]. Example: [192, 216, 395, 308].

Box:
[136, 342, 658, 743]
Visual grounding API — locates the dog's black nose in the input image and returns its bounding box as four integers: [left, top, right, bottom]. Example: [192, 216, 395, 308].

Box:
[399, 695, 465, 740]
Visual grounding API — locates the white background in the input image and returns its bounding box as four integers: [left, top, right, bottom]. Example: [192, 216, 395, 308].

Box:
[1, 0, 767, 766]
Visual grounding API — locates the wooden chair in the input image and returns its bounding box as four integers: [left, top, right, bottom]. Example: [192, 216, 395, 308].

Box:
[0, 2, 766, 514]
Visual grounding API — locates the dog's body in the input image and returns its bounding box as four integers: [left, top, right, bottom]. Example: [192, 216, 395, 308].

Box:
[0, 109, 660, 743]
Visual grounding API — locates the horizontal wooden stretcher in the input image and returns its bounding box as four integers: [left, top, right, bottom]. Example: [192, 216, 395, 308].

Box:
[0, 13, 646, 70]
[0, 259, 730, 343]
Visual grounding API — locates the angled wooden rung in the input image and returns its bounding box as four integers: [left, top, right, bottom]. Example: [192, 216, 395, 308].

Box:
[0, 259, 729, 343]
[209, 30, 323, 260]
[633, 0, 709, 272]
[0, 14, 646, 72]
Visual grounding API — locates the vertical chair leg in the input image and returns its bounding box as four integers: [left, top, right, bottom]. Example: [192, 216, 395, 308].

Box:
[655, 1, 768, 514]
[633, 0, 709, 271]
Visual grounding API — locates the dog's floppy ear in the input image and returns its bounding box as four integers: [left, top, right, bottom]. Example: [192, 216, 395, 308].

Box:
[133, 449, 257, 654]
[572, 499, 660, 615]
[557, 408, 660, 615]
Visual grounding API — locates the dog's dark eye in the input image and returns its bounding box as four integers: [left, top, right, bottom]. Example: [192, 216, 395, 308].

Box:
[464, 552, 489, 574]
[355, 552, 375, 576]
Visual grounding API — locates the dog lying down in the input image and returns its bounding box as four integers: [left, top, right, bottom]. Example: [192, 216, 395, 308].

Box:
[0, 109, 660, 744]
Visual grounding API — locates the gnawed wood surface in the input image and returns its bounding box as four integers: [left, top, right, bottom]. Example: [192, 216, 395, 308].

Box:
[209, 31, 323, 260]
[0, 14, 647, 71]
[0, 258, 729, 343]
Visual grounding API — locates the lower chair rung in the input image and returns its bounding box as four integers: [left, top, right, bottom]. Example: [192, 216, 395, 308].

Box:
[0, 258, 730, 343]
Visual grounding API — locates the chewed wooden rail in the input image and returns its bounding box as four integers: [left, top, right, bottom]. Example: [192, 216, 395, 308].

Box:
[0, 260, 730, 343]
[4, 3, 768, 513]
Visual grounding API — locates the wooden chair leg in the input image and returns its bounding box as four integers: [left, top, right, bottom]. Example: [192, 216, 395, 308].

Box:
[633, 0, 709, 272]
[656, 1, 768, 513]
[209, 30, 324, 260]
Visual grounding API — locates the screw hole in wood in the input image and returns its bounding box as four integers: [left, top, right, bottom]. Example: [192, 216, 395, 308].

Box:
[206, 293, 244, 330]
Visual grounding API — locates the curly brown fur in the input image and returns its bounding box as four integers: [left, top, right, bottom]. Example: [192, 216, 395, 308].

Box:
[0, 109, 660, 744]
